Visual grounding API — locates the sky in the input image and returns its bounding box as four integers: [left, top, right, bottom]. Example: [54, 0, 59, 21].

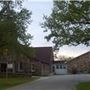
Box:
[23, 0, 90, 57]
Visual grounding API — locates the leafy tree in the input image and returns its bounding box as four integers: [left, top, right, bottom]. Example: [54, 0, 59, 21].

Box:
[42, 0, 90, 50]
[0, 1, 32, 58]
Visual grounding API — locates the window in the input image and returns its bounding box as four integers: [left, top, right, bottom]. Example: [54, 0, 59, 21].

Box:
[31, 64, 36, 72]
[20, 62, 23, 70]
[18, 62, 23, 71]
[56, 65, 59, 69]
[60, 65, 62, 69]
[63, 65, 66, 69]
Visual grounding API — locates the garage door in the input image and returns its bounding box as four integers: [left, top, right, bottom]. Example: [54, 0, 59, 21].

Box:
[55, 64, 67, 74]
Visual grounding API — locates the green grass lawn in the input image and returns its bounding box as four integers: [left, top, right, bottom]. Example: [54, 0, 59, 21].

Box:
[76, 82, 90, 90]
[0, 75, 39, 90]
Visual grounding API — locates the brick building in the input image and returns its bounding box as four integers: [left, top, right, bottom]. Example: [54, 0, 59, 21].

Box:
[0, 47, 54, 76]
[67, 51, 90, 74]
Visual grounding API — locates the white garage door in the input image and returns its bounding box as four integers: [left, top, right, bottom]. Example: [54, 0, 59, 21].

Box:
[54, 64, 67, 75]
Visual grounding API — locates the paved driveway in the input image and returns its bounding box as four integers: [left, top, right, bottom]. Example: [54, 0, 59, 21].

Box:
[6, 74, 90, 90]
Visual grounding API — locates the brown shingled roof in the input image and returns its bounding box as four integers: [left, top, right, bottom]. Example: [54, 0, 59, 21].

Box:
[67, 51, 90, 63]
[33, 47, 54, 64]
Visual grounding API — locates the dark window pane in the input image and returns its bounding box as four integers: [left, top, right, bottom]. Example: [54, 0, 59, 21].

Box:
[56, 65, 59, 69]
[20, 62, 23, 70]
[60, 65, 62, 69]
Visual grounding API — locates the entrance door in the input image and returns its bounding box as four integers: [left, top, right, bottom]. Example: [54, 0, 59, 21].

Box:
[0, 63, 7, 72]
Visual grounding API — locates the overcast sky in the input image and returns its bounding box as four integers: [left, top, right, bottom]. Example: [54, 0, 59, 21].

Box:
[23, 0, 90, 57]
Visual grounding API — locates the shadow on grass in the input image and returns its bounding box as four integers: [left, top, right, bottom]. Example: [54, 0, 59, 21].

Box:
[0, 74, 40, 90]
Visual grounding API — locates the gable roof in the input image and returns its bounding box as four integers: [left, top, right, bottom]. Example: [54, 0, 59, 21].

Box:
[67, 51, 90, 63]
[33, 47, 54, 64]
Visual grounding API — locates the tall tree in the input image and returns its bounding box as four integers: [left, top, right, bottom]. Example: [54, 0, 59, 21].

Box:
[0, 0, 32, 56]
[42, 0, 90, 50]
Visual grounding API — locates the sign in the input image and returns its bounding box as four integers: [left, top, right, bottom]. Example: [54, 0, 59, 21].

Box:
[7, 63, 13, 69]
